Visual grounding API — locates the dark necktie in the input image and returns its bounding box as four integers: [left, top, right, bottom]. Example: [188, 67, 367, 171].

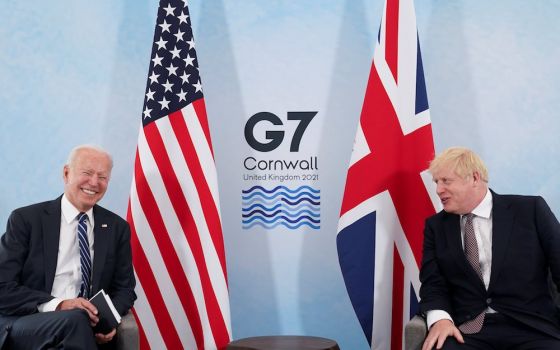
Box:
[458, 213, 485, 334]
[77, 212, 92, 298]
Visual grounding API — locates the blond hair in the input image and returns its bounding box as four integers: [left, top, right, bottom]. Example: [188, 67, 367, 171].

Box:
[429, 147, 488, 182]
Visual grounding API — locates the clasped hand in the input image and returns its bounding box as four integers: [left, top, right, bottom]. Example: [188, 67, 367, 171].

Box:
[56, 297, 116, 344]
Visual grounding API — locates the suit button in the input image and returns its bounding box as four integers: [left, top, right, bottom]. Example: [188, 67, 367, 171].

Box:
[486, 298, 492, 305]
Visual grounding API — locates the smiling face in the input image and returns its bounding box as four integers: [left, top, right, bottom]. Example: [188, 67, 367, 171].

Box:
[432, 165, 486, 215]
[63, 148, 112, 212]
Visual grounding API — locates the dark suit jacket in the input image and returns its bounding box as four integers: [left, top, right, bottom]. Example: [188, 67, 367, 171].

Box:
[419, 191, 560, 339]
[0, 196, 136, 345]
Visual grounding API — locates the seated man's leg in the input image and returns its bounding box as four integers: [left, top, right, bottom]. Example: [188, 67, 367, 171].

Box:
[440, 313, 560, 350]
[439, 336, 492, 350]
[7, 309, 96, 350]
[514, 339, 560, 350]
[505, 319, 560, 350]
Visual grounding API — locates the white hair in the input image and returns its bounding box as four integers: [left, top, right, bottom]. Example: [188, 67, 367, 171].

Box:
[66, 144, 114, 169]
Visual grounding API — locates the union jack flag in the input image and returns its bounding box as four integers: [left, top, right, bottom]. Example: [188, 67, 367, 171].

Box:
[337, 0, 438, 348]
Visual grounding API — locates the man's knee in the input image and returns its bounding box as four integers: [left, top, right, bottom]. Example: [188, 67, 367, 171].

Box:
[7, 310, 95, 350]
[51, 310, 96, 349]
[57, 309, 92, 332]
[61, 309, 90, 322]
[438, 337, 464, 350]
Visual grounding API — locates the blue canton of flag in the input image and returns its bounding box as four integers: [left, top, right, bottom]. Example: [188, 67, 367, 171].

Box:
[142, 1, 203, 124]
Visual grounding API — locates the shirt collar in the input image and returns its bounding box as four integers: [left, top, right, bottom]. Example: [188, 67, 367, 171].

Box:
[61, 194, 94, 226]
[469, 188, 492, 219]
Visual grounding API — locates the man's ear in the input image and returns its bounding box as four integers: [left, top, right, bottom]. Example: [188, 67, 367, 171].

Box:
[472, 171, 481, 185]
[62, 165, 69, 184]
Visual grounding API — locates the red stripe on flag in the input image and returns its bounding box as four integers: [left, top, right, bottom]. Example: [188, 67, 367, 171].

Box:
[135, 135, 204, 348]
[144, 121, 230, 347]
[193, 99, 215, 157]
[390, 175, 434, 266]
[128, 198, 184, 349]
[169, 110, 227, 278]
[390, 245, 404, 350]
[339, 63, 434, 265]
[385, 0, 399, 81]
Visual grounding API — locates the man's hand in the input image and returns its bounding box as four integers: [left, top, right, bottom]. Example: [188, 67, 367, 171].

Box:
[422, 319, 464, 350]
[56, 298, 99, 326]
[95, 328, 117, 344]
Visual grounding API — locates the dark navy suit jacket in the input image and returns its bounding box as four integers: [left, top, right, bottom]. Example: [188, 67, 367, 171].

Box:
[0, 196, 136, 346]
[419, 191, 560, 338]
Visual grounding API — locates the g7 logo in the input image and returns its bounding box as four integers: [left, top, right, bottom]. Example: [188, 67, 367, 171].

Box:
[244, 111, 317, 152]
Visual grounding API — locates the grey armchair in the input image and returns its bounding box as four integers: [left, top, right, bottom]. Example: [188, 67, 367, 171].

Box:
[405, 273, 560, 350]
[115, 310, 139, 350]
[404, 315, 427, 350]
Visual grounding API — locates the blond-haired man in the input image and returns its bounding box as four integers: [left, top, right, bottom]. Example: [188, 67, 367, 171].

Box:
[420, 147, 560, 349]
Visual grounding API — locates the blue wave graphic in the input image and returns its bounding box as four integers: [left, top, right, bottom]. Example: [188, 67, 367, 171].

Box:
[241, 186, 320, 230]
[242, 191, 320, 201]
[282, 202, 320, 212]
[243, 215, 320, 224]
[280, 197, 320, 206]
[241, 197, 279, 206]
[242, 202, 320, 213]
[242, 209, 321, 219]
[242, 195, 320, 206]
[243, 221, 320, 230]
[243, 185, 320, 194]
[242, 203, 283, 212]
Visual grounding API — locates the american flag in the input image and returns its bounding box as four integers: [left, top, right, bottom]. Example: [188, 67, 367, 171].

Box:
[337, 0, 438, 349]
[127, 0, 231, 349]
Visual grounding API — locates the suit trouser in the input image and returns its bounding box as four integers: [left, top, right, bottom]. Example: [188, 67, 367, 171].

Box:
[4, 309, 97, 350]
[441, 313, 560, 350]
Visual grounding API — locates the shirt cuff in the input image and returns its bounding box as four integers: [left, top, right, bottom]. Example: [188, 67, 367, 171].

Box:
[38, 298, 63, 313]
[426, 309, 453, 329]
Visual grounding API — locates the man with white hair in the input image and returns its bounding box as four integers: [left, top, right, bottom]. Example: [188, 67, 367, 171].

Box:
[0, 145, 136, 349]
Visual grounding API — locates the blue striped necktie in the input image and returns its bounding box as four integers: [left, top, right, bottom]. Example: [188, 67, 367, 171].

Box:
[77, 212, 92, 298]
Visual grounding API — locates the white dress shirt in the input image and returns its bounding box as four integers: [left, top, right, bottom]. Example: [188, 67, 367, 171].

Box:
[427, 188, 493, 329]
[38, 195, 95, 312]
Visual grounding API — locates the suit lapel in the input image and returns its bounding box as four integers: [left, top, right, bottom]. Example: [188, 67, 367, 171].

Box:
[42, 197, 62, 293]
[444, 213, 464, 265]
[488, 192, 514, 293]
[91, 205, 109, 294]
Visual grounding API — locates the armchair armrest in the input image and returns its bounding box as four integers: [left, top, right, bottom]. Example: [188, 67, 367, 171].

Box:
[405, 315, 427, 350]
[115, 310, 139, 350]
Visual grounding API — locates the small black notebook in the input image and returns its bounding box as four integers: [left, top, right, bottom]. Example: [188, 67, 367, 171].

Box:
[89, 289, 122, 334]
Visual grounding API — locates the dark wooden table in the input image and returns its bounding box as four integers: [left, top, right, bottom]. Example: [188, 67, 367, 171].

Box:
[226, 335, 340, 350]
